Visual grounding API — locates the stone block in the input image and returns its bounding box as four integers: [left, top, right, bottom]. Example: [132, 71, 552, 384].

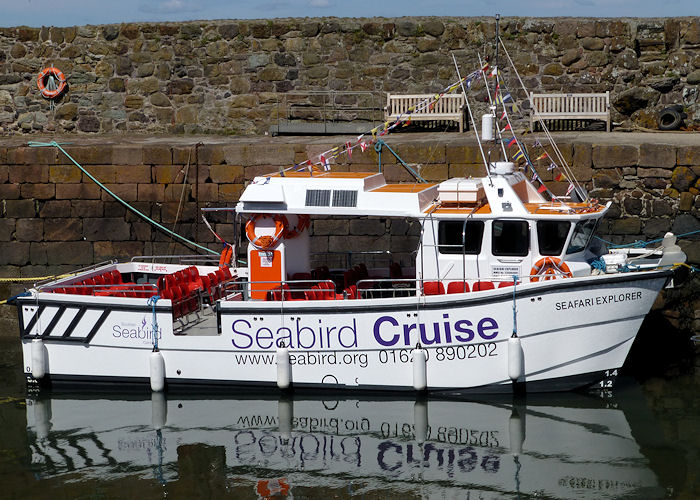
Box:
[5, 200, 36, 218]
[83, 218, 130, 241]
[446, 145, 483, 164]
[209, 164, 244, 183]
[39, 200, 70, 218]
[49, 165, 83, 183]
[449, 164, 487, 178]
[56, 183, 102, 200]
[313, 219, 349, 236]
[9, 164, 49, 183]
[71, 200, 104, 218]
[591, 145, 638, 168]
[671, 214, 700, 235]
[160, 203, 197, 223]
[642, 218, 672, 238]
[679, 191, 694, 211]
[218, 184, 244, 201]
[383, 164, 418, 183]
[671, 166, 696, 191]
[44, 218, 82, 241]
[165, 184, 191, 202]
[104, 202, 126, 218]
[137, 183, 165, 202]
[94, 241, 146, 261]
[101, 184, 137, 202]
[350, 218, 385, 236]
[0, 219, 15, 241]
[638, 167, 673, 178]
[197, 145, 226, 165]
[6, 147, 56, 166]
[116, 165, 151, 183]
[111, 146, 142, 165]
[331, 234, 389, 252]
[610, 218, 642, 234]
[58, 146, 105, 165]
[196, 184, 218, 202]
[677, 146, 700, 166]
[142, 146, 172, 165]
[20, 183, 55, 200]
[15, 219, 43, 242]
[45, 241, 93, 266]
[391, 143, 446, 164]
[639, 144, 676, 168]
[0, 184, 20, 200]
[154, 165, 184, 184]
[418, 164, 448, 181]
[0, 242, 31, 266]
[223, 144, 297, 166]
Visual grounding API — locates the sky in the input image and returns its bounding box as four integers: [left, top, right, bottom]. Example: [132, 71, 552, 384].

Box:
[1, 0, 696, 27]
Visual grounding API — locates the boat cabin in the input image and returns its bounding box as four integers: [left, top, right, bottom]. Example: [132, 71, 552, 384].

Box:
[235, 165, 609, 300]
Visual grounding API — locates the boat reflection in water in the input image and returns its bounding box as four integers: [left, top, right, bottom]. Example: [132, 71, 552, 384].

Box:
[26, 390, 665, 498]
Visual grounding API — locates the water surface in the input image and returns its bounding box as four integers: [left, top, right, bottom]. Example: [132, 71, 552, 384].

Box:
[0, 337, 697, 499]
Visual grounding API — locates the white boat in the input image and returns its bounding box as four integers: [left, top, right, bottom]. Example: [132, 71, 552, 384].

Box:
[25, 393, 665, 498]
[12, 52, 687, 395]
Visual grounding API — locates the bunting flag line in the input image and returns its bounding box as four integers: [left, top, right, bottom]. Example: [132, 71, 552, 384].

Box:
[500, 110, 507, 121]
[547, 162, 557, 171]
[512, 150, 524, 162]
[345, 141, 352, 161]
[535, 153, 548, 161]
[537, 184, 548, 194]
[503, 123, 511, 131]
[554, 172, 566, 182]
[507, 137, 518, 148]
[320, 155, 330, 171]
[566, 183, 575, 196]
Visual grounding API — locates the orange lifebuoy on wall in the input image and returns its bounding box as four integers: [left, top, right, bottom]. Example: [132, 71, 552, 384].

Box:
[283, 214, 310, 239]
[246, 214, 287, 249]
[37, 67, 67, 99]
[530, 257, 573, 282]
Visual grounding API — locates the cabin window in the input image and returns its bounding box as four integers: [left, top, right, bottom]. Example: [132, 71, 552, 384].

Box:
[437, 220, 484, 254]
[566, 219, 598, 254]
[537, 221, 571, 256]
[492, 220, 529, 257]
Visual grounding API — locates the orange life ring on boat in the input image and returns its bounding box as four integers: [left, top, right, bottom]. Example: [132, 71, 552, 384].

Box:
[219, 244, 233, 267]
[37, 67, 67, 99]
[283, 214, 310, 239]
[246, 214, 287, 249]
[530, 257, 573, 282]
[256, 478, 290, 498]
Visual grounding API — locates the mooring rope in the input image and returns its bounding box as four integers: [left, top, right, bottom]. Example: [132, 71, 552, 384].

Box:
[28, 141, 219, 256]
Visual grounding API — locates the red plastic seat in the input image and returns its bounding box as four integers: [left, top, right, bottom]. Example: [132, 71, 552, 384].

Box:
[344, 285, 357, 299]
[447, 281, 469, 294]
[498, 281, 515, 288]
[423, 281, 445, 296]
[473, 281, 495, 291]
[110, 270, 123, 284]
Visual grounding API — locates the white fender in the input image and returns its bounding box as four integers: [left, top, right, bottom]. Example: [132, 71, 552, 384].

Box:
[509, 411, 525, 455]
[278, 398, 293, 442]
[31, 338, 46, 379]
[151, 391, 167, 430]
[276, 346, 291, 390]
[413, 399, 428, 444]
[508, 336, 524, 381]
[33, 398, 52, 440]
[481, 113, 494, 141]
[149, 350, 166, 392]
[412, 348, 427, 391]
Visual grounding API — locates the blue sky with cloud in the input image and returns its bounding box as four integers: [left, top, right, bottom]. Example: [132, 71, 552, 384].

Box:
[1, 0, 695, 27]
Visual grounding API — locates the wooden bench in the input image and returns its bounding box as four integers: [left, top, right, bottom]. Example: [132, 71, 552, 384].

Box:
[385, 93, 466, 132]
[529, 91, 610, 132]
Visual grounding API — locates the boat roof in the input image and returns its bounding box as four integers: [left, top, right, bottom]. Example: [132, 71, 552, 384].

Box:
[235, 171, 607, 219]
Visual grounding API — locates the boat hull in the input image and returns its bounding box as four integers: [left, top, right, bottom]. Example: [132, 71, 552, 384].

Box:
[17, 270, 671, 395]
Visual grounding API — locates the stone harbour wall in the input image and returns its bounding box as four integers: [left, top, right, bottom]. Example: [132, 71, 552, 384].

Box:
[0, 136, 698, 336]
[0, 17, 699, 135]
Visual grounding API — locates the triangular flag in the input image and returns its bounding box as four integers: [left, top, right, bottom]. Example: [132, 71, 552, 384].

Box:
[566, 183, 575, 196]
[503, 123, 511, 131]
[306, 160, 313, 172]
[360, 141, 368, 152]
[555, 172, 566, 182]
[345, 141, 352, 161]
[507, 137, 517, 148]
[512, 150, 524, 162]
[500, 110, 507, 121]
[537, 184, 548, 194]
[320, 155, 330, 171]
[535, 153, 548, 161]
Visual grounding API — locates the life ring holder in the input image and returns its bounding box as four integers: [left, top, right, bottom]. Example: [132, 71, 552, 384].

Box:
[246, 214, 287, 250]
[37, 67, 67, 99]
[283, 214, 310, 239]
[530, 257, 573, 282]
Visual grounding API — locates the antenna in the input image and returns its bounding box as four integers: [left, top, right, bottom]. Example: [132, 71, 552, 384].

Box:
[493, 14, 500, 148]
